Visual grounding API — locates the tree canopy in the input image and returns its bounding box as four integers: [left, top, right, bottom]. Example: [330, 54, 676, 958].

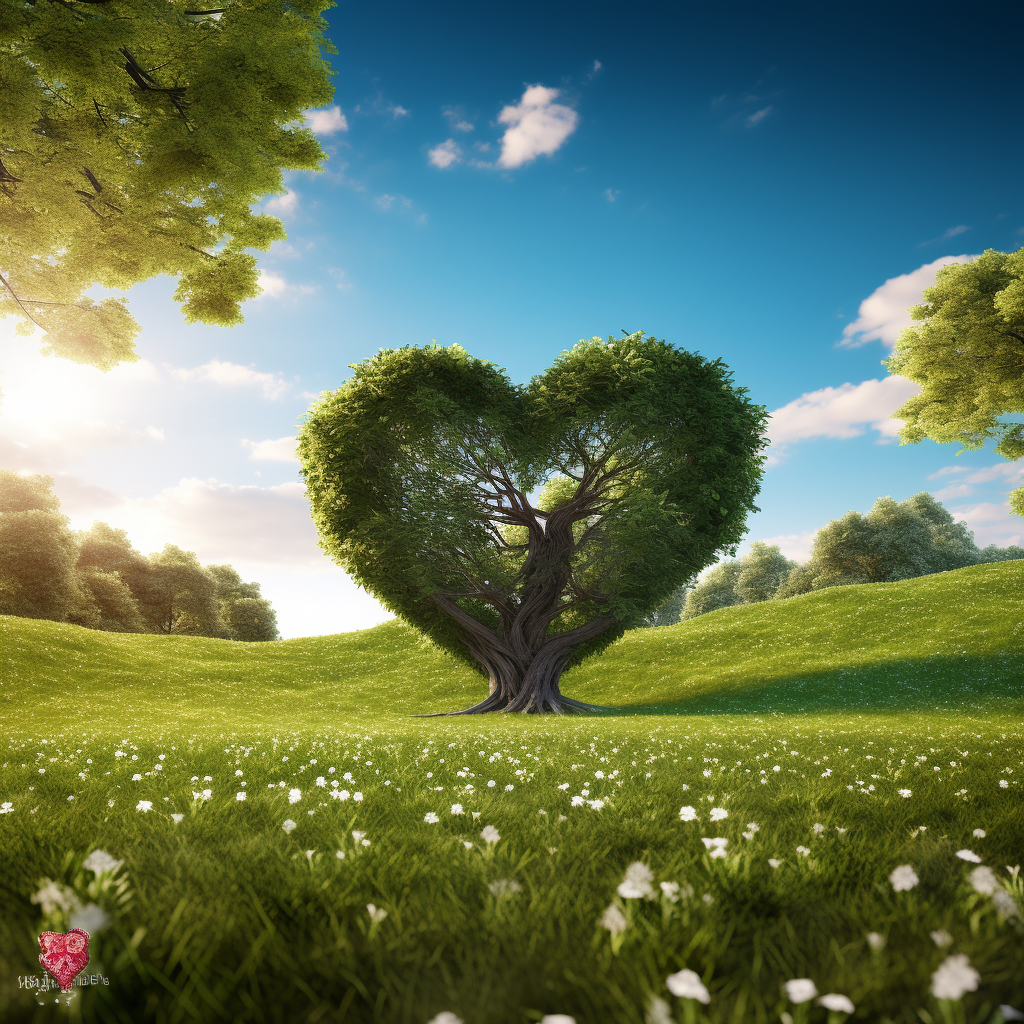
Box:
[299, 334, 768, 713]
[884, 248, 1024, 517]
[0, 0, 335, 369]
[0, 477, 280, 638]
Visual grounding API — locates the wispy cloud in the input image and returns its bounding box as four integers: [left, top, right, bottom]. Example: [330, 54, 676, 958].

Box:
[242, 436, 298, 463]
[255, 269, 318, 300]
[839, 255, 976, 349]
[303, 106, 348, 135]
[355, 94, 409, 120]
[374, 193, 412, 211]
[746, 105, 773, 126]
[588, 60, 603, 78]
[167, 359, 290, 400]
[604, 188, 620, 202]
[442, 107, 474, 133]
[429, 139, 462, 169]
[918, 224, 970, 248]
[766, 376, 921, 464]
[497, 85, 579, 169]
[264, 189, 299, 216]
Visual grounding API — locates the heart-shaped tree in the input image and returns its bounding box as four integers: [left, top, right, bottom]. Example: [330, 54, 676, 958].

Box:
[299, 333, 768, 713]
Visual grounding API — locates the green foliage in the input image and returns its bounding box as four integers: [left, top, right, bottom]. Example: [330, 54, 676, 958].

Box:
[0, 471, 83, 620]
[148, 544, 225, 636]
[884, 247, 1024, 516]
[734, 541, 797, 604]
[637, 584, 690, 628]
[70, 568, 147, 633]
[76, 521, 162, 628]
[978, 543, 1024, 563]
[778, 492, 981, 595]
[0, 0, 336, 368]
[681, 561, 743, 619]
[208, 564, 280, 641]
[299, 335, 768, 683]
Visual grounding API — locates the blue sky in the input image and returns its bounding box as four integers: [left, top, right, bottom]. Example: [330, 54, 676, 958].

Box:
[2, 0, 1022, 637]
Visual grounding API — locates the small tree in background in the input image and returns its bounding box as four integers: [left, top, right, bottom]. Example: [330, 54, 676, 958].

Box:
[147, 545, 225, 636]
[681, 562, 743, 620]
[208, 564, 280, 641]
[70, 569, 146, 633]
[0, 471, 85, 621]
[77, 521, 161, 628]
[735, 541, 797, 603]
[884, 248, 1024, 518]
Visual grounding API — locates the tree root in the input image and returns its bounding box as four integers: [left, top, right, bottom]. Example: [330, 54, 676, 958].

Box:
[413, 691, 614, 716]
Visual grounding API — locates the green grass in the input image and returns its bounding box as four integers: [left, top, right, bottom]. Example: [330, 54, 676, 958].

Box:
[0, 562, 1022, 1024]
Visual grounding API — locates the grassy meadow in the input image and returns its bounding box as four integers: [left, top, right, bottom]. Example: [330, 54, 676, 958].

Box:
[0, 561, 1022, 1023]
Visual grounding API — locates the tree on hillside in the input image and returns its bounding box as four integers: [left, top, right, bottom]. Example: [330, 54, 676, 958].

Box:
[70, 569, 147, 633]
[773, 492, 981, 597]
[681, 561, 743, 620]
[0, 471, 85, 621]
[884, 248, 1024, 518]
[978, 544, 1024, 562]
[735, 541, 797, 604]
[148, 545, 225, 636]
[77, 521, 162, 627]
[299, 334, 768, 713]
[0, 0, 335, 369]
[207, 564, 279, 640]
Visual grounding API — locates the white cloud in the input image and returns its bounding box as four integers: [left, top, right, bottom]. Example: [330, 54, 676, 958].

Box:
[766, 376, 921, 463]
[589, 60, 603, 77]
[946, 501, 1021, 549]
[932, 482, 975, 501]
[429, 139, 462, 169]
[303, 106, 348, 135]
[264, 189, 299, 216]
[328, 268, 352, 291]
[497, 85, 579, 169]
[746, 105, 773, 126]
[166, 359, 289, 400]
[919, 225, 970, 247]
[255, 269, 317, 299]
[752, 530, 818, 563]
[840, 255, 976, 349]
[243, 436, 298, 463]
[604, 188, 620, 202]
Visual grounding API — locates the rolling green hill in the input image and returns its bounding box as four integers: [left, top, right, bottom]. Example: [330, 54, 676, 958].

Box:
[2, 561, 1021, 731]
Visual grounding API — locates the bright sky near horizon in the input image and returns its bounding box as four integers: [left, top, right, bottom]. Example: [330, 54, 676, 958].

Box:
[2, 1, 1022, 639]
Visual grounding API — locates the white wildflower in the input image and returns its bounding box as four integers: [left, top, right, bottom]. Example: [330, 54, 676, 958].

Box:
[784, 978, 818, 1003]
[678, 805, 698, 821]
[600, 903, 627, 936]
[136, 800, 153, 812]
[866, 932, 886, 951]
[480, 825, 500, 845]
[930, 930, 953, 948]
[282, 819, 297, 833]
[930, 954, 979, 1000]
[889, 864, 919, 891]
[666, 968, 710, 1003]
[969, 865, 999, 895]
[817, 993, 854, 1013]
[288, 788, 301, 804]
[618, 862, 655, 899]
[450, 803, 464, 815]
[366, 904, 387, 924]
[424, 812, 439, 824]
[955, 849, 981, 863]
[488, 879, 522, 896]
[83, 850, 122, 875]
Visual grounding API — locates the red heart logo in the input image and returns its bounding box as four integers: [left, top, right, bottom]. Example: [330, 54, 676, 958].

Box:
[38, 928, 90, 992]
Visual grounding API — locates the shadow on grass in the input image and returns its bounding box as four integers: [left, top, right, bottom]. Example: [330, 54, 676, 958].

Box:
[568, 653, 1024, 717]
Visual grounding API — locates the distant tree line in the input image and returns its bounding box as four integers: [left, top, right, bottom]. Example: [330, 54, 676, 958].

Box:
[0, 471, 279, 640]
[641, 492, 1023, 626]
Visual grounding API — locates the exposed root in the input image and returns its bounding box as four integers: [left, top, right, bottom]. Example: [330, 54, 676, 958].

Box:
[414, 691, 614, 716]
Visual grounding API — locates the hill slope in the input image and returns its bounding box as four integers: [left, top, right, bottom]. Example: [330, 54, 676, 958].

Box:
[1, 561, 1021, 730]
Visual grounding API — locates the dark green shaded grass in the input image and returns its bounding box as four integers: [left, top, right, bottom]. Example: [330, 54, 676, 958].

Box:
[0, 562, 1022, 1023]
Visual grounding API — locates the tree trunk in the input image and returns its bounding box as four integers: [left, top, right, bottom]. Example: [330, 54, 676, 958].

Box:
[429, 590, 616, 714]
